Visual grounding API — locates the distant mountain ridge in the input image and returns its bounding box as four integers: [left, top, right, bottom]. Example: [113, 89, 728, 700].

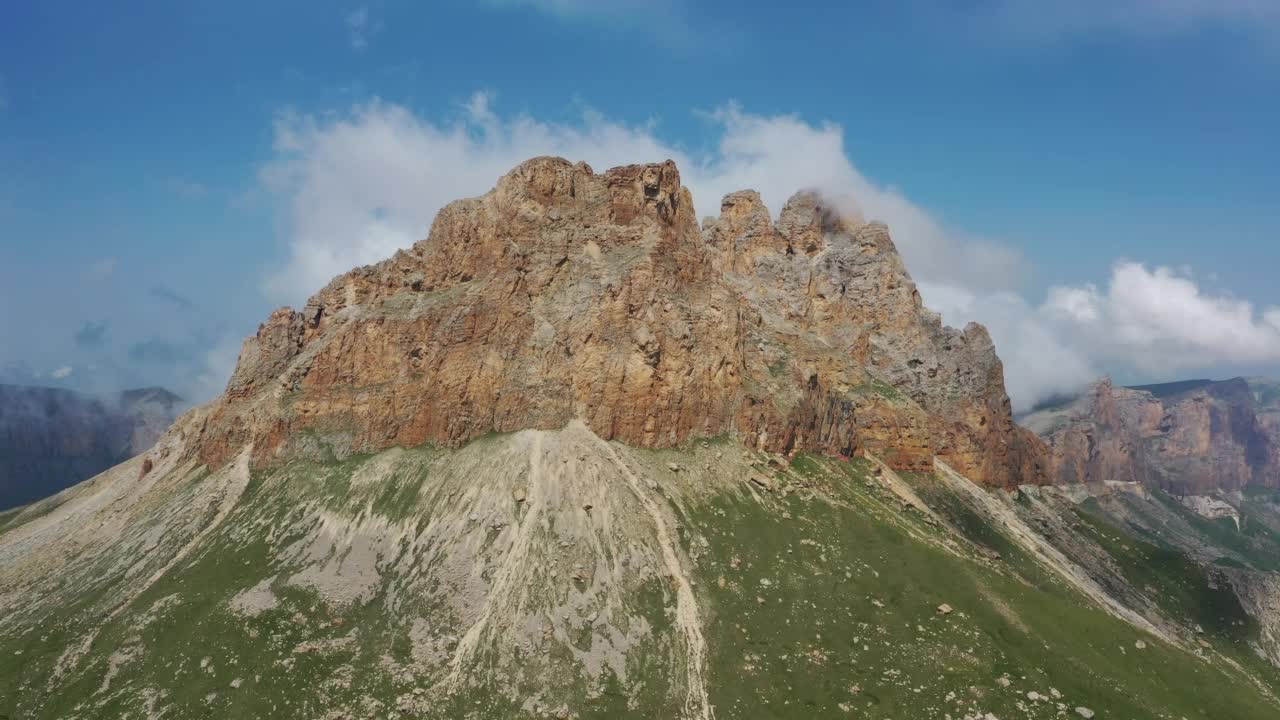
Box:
[1020, 376, 1280, 494]
[0, 384, 183, 510]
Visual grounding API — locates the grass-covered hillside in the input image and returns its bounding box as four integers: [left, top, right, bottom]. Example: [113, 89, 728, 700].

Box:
[1, 423, 1279, 719]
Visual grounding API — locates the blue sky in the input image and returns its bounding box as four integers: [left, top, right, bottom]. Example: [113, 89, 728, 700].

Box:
[1, 1, 1279, 408]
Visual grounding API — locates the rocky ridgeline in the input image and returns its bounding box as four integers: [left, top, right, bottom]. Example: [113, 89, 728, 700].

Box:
[1022, 377, 1280, 494]
[193, 157, 1047, 487]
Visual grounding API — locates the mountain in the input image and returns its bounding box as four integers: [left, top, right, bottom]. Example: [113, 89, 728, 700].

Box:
[196, 157, 1045, 487]
[1020, 377, 1280, 494]
[1018, 375, 1280, 704]
[0, 385, 183, 510]
[3, 159, 1280, 719]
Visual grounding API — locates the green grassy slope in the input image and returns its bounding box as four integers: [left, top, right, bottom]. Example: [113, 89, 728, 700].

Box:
[1, 438, 1278, 719]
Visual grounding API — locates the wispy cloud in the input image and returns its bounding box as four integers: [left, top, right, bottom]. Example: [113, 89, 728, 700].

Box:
[50, 365, 73, 380]
[345, 7, 380, 51]
[485, 0, 669, 24]
[481, 0, 731, 51]
[149, 284, 196, 310]
[980, 0, 1280, 42]
[87, 258, 117, 281]
[193, 335, 244, 402]
[163, 177, 208, 200]
[128, 338, 192, 365]
[73, 321, 107, 349]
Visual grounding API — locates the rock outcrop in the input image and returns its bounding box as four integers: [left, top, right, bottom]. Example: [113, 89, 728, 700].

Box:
[194, 157, 1046, 487]
[1021, 377, 1280, 493]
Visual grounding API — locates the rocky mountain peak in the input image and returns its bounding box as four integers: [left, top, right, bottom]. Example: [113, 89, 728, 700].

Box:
[484, 156, 693, 231]
[194, 158, 1046, 487]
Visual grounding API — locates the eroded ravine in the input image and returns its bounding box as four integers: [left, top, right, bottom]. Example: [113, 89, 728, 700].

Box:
[444, 432, 549, 689]
[592, 430, 713, 720]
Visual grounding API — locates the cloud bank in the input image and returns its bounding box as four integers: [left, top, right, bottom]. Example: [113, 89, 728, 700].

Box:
[260, 94, 1280, 411]
[923, 263, 1280, 409]
[263, 94, 1024, 303]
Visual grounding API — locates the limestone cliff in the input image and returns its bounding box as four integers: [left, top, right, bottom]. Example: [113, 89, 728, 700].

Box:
[1021, 377, 1280, 493]
[193, 157, 1046, 487]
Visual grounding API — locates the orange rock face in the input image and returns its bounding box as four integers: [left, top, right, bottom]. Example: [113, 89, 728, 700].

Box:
[194, 157, 1047, 487]
[1023, 377, 1280, 493]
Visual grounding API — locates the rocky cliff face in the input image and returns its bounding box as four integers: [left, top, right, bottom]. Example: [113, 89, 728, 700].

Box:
[193, 157, 1045, 487]
[1251, 377, 1280, 459]
[1021, 377, 1280, 493]
[0, 385, 182, 509]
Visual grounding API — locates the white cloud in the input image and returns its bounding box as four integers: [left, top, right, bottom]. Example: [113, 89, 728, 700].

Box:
[1267, 307, 1280, 332]
[1047, 262, 1280, 368]
[920, 283, 1099, 410]
[50, 365, 73, 380]
[927, 262, 1280, 410]
[259, 94, 1280, 413]
[262, 94, 1025, 304]
[193, 335, 244, 402]
[696, 106, 1027, 292]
